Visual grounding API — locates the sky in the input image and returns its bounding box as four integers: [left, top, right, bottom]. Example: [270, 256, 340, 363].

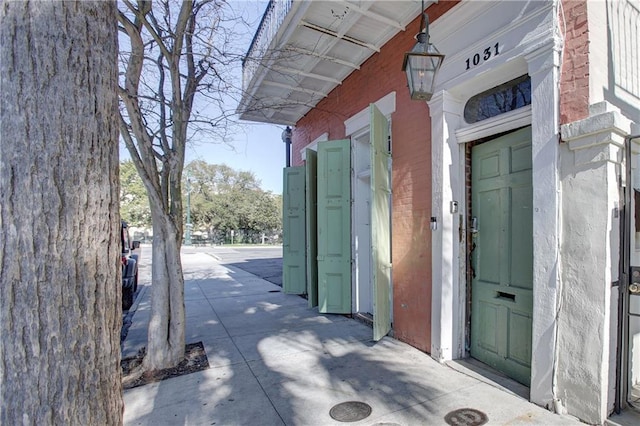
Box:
[120, 1, 286, 195]
[186, 0, 286, 195]
[185, 122, 286, 194]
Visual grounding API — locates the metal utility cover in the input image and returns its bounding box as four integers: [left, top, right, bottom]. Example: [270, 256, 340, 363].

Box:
[329, 401, 372, 422]
[444, 408, 488, 426]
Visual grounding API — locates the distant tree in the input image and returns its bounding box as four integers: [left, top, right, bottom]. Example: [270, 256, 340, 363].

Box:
[185, 161, 282, 242]
[249, 191, 281, 232]
[1, 2, 122, 424]
[186, 161, 239, 232]
[233, 184, 280, 242]
[120, 160, 152, 227]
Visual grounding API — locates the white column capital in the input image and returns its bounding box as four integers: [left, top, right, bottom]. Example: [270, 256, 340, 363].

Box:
[428, 91, 463, 118]
[561, 102, 633, 165]
[523, 32, 562, 77]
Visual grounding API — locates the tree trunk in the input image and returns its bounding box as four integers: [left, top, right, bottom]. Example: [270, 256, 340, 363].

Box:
[0, 2, 122, 425]
[144, 210, 186, 370]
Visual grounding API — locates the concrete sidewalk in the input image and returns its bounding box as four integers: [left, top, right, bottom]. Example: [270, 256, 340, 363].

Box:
[122, 251, 579, 426]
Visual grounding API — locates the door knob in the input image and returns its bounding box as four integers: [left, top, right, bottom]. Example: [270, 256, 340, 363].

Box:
[470, 217, 479, 235]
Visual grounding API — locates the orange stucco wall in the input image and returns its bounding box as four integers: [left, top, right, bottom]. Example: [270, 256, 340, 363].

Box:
[559, 0, 590, 124]
[291, 1, 459, 353]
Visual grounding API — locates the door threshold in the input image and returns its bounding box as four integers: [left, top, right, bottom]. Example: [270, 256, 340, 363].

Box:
[446, 357, 530, 400]
[607, 408, 640, 426]
[354, 312, 373, 328]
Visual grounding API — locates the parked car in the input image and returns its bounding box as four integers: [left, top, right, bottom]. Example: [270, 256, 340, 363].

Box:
[121, 221, 140, 310]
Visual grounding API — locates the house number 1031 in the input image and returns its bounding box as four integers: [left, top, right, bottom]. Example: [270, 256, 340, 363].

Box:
[465, 43, 500, 70]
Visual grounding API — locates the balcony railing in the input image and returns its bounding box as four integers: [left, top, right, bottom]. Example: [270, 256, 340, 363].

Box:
[610, 0, 639, 99]
[242, 0, 293, 93]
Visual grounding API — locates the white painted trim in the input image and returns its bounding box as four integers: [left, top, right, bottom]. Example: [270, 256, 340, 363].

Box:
[351, 127, 370, 142]
[428, 90, 464, 362]
[525, 37, 562, 410]
[300, 132, 327, 161]
[456, 106, 532, 143]
[430, 1, 554, 97]
[344, 92, 396, 136]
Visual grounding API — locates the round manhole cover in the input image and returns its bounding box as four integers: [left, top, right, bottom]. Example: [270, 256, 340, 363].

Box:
[444, 408, 488, 426]
[329, 401, 372, 422]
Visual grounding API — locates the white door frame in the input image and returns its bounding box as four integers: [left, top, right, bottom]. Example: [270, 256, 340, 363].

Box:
[427, 0, 561, 409]
[352, 128, 373, 315]
[345, 93, 396, 317]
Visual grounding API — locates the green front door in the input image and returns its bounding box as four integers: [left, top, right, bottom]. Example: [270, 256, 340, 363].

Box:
[283, 166, 306, 294]
[317, 139, 351, 314]
[470, 126, 533, 386]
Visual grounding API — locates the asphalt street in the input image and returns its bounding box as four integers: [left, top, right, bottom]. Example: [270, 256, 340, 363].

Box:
[210, 245, 283, 286]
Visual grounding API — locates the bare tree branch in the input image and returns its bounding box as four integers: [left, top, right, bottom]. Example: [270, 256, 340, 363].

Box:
[116, 0, 248, 371]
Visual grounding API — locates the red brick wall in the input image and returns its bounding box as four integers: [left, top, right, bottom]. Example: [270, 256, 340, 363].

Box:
[292, 0, 459, 353]
[559, 0, 590, 124]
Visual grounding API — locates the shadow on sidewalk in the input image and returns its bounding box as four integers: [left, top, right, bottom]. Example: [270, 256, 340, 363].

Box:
[124, 252, 567, 426]
[123, 252, 448, 425]
[244, 331, 445, 425]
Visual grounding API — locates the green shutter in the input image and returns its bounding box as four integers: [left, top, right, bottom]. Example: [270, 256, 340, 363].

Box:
[317, 139, 351, 314]
[370, 104, 392, 340]
[283, 166, 307, 294]
[305, 149, 319, 308]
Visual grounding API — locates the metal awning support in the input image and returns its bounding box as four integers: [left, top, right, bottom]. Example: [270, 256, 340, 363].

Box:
[299, 21, 380, 52]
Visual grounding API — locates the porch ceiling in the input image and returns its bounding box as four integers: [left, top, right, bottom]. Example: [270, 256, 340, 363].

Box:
[238, 0, 430, 126]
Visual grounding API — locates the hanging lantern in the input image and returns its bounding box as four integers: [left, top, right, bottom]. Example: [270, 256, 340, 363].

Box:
[402, 5, 444, 101]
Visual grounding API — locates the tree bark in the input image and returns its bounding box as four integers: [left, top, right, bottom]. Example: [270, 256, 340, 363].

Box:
[144, 210, 186, 370]
[0, 2, 122, 424]
[144, 206, 185, 371]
